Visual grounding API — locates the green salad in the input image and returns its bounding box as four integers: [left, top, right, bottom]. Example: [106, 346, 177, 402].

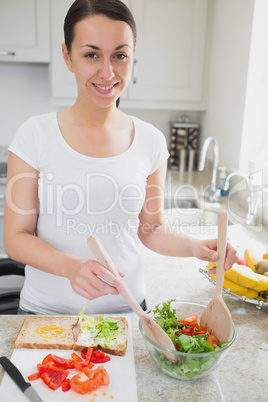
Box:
[151, 300, 229, 378]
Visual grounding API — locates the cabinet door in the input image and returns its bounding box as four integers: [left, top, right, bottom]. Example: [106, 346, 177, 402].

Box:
[0, 0, 50, 63]
[128, 0, 209, 103]
[50, 0, 77, 101]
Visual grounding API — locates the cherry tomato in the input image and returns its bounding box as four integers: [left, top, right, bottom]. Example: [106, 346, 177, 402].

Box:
[206, 335, 220, 348]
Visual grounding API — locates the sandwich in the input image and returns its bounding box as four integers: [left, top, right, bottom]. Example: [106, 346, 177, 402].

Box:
[14, 312, 128, 356]
[14, 316, 79, 349]
[73, 312, 128, 356]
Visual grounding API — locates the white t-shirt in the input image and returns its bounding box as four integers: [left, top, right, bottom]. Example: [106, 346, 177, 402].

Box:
[8, 112, 169, 315]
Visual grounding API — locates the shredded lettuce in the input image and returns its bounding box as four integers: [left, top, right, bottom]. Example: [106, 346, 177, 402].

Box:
[78, 309, 123, 348]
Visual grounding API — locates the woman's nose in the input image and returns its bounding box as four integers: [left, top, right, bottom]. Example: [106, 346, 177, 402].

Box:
[98, 58, 115, 80]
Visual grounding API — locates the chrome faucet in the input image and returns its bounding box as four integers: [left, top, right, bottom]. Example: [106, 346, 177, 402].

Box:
[224, 172, 260, 226]
[198, 136, 221, 202]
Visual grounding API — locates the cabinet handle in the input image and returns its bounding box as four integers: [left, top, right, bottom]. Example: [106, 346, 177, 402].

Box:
[133, 59, 138, 84]
[0, 51, 16, 56]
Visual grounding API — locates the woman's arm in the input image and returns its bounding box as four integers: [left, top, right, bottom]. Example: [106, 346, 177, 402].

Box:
[138, 163, 237, 269]
[4, 153, 123, 300]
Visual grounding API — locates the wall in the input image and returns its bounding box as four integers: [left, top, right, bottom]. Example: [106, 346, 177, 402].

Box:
[200, 0, 255, 169]
[239, 0, 268, 173]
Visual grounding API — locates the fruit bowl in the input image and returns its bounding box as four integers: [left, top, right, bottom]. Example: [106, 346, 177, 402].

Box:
[139, 300, 236, 380]
[199, 268, 268, 309]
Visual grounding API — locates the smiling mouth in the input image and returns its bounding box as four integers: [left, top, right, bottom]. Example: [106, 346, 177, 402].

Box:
[93, 83, 117, 91]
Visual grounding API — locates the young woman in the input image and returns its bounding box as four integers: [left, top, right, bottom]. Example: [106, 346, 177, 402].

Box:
[4, 0, 237, 315]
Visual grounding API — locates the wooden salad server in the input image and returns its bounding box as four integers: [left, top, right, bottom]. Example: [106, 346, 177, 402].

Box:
[87, 236, 177, 363]
[200, 211, 233, 341]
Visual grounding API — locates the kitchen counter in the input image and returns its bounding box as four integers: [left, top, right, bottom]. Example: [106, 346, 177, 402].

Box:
[0, 224, 267, 401]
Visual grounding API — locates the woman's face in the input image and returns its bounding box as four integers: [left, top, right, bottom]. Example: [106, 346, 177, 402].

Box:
[62, 15, 135, 108]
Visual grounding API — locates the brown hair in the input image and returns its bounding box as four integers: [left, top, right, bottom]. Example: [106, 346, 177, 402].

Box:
[64, 0, 137, 53]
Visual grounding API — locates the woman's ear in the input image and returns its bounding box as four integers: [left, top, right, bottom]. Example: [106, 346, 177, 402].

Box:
[62, 43, 74, 72]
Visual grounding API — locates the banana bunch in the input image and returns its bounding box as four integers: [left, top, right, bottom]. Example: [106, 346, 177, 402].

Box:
[208, 249, 268, 299]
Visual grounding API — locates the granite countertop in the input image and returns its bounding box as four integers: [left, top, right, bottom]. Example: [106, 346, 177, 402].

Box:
[1, 168, 268, 400]
[0, 224, 268, 401]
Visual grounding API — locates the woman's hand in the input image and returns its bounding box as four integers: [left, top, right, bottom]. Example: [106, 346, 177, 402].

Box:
[68, 259, 125, 301]
[191, 238, 238, 272]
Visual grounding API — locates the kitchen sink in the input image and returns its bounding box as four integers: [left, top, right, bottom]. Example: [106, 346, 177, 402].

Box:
[164, 207, 219, 226]
[163, 198, 228, 234]
[164, 199, 198, 209]
[163, 198, 232, 233]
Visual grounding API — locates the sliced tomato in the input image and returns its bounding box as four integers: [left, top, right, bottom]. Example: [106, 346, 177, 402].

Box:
[82, 364, 95, 377]
[88, 365, 104, 379]
[179, 319, 198, 327]
[193, 325, 207, 335]
[179, 314, 198, 323]
[42, 354, 53, 365]
[206, 335, 220, 348]
[27, 372, 41, 381]
[82, 366, 94, 377]
[61, 378, 71, 392]
[40, 366, 69, 390]
[100, 369, 109, 386]
[175, 343, 180, 351]
[70, 371, 103, 395]
[51, 355, 74, 369]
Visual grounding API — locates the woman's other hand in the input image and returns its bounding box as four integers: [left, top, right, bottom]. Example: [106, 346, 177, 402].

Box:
[192, 238, 238, 272]
[68, 258, 125, 300]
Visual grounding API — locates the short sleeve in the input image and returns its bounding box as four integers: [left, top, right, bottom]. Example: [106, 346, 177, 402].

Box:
[148, 128, 170, 175]
[8, 117, 39, 170]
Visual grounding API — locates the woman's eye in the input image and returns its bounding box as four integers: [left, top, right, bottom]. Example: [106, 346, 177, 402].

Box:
[114, 53, 128, 60]
[85, 53, 98, 59]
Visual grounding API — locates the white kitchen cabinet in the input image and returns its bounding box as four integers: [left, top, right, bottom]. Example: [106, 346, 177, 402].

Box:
[0, 0, 50, 63]
[50, 0, 76, 101]
[123, 0, 209, 110]
[50, 0, 209, 110]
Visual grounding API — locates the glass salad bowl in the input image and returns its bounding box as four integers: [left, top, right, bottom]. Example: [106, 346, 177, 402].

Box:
[139, 300, 236, 381]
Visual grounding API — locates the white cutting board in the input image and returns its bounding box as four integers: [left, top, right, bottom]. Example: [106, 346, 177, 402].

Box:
[0, 316, 137, 402]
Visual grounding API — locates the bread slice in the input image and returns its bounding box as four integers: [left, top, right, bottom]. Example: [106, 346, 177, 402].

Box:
[74, 316, 128, 356]
[14, 316, 79, 349]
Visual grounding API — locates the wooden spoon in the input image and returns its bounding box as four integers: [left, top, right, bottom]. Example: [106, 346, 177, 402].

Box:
[200, 211, 233, 341]
[87, 236, 177, 363]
